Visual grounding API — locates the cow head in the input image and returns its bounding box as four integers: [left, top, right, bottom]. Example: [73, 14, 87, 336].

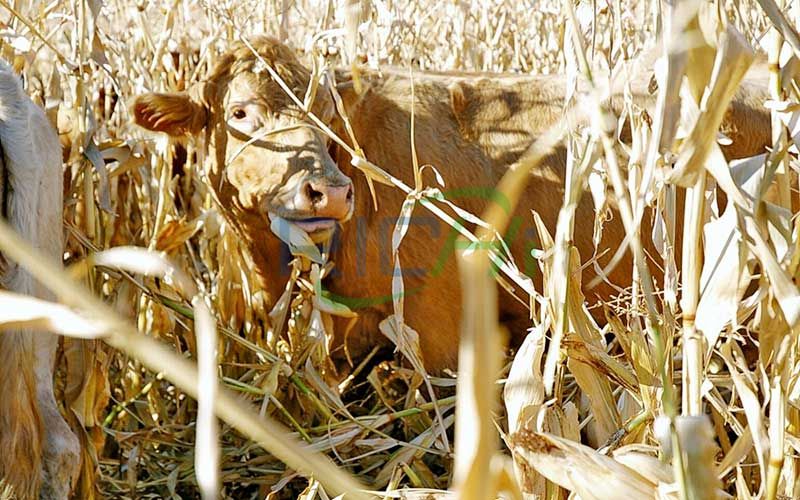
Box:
[133, 36, 353, 243]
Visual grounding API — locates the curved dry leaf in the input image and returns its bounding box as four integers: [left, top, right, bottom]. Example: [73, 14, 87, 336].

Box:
[696, 203, 749, 350]
[564, 247, 621, 443]
[91, 246, 197, 297]
[85, 139, 112, 213]
[0, 291, 105, 338]
[509, 430, 657, 499]
[720, 342, 769, 493]
[391, 197, 417, 324]
[669, 22, 755, 187]
[612, 445, 673, 485]
[155, 217, 204, 253]
[304, 357, 349, 417]
[766, 100, 800, 152]
[504, 325, 546, 434]
[311, 265, 356, 318]
[373, 414, 455, 488]
[564, 333, 639, 393]
[379, 490, 456, 499]
[268, 215, 325, 264]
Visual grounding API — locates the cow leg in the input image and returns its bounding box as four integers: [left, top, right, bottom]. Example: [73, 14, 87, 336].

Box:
[34, 332, 80, 500]
[0, 329, 44, 499]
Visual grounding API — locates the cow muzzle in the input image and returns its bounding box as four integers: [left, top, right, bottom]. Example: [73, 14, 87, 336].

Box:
[285, 178, 354, 241]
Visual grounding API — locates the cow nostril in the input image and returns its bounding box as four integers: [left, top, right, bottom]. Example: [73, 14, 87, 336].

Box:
[346, 184, 353, 202]
[305, 182, 325, 206]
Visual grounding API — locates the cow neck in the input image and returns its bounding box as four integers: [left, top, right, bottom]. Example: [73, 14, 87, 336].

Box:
[318, 86, 360, 294]
[332, 73, 369, 119]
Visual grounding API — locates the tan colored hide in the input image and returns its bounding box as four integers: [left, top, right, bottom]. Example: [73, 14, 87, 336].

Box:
[132, 37, 774, 374]
[325, 66, 772, 370]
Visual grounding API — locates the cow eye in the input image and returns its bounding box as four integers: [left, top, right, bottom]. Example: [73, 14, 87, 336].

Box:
[231, 108, 247, 120]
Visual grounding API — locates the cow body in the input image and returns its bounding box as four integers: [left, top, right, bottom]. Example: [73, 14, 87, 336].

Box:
[0, 61, 79, 499]
[327, 71, 575, 369]
[133, 37, 773, 373]
[325, 68, 772, 369]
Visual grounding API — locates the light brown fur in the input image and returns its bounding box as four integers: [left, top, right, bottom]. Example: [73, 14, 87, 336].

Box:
[327, 65, 775, 370]
[133, 37, 774, 373]
[0, 61, 78, 499]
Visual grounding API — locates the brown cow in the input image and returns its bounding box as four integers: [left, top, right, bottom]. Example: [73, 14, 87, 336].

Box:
[133, 36, 773, 372]
[0, 61, 79, 498]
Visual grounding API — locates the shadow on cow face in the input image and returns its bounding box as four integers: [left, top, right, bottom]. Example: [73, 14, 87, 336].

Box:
[219, 73, 353, 242]
[133, 64, 353, 244]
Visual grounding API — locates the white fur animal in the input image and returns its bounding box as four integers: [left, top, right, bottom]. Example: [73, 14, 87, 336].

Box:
[0, 61, 79, 499]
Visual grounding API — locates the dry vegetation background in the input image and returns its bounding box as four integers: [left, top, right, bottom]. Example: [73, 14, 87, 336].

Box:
[0, 0, 800, 499]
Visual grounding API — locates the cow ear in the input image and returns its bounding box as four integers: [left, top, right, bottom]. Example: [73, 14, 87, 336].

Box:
[132, 92, 207, 136]
[448, 81, 471, 119]
[449, 81, 474, 139]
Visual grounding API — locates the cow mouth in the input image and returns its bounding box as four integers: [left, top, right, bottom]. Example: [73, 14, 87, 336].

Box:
[287, 217, 338, 234]
[269, 213, 347, 244]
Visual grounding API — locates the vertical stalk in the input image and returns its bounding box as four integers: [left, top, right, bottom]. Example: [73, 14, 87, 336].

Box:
[765, 16, 788, 500]
[768, 9, 791, 212]
[76, 0, 91, 238]
[680, 176, 706, 417]
[629, 153, 642, 332]
[75, 0, 97, 295]
[149, 154, 171, 250]
[452, 246, 500, 500]
[766, 378, 785, 500]
[542, 118, 576, 395]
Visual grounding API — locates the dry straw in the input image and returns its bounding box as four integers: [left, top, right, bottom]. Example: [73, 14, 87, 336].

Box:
[0, 0, 799, 499]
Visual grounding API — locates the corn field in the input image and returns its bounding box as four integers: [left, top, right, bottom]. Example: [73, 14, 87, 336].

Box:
[1, 0, 800, 498]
